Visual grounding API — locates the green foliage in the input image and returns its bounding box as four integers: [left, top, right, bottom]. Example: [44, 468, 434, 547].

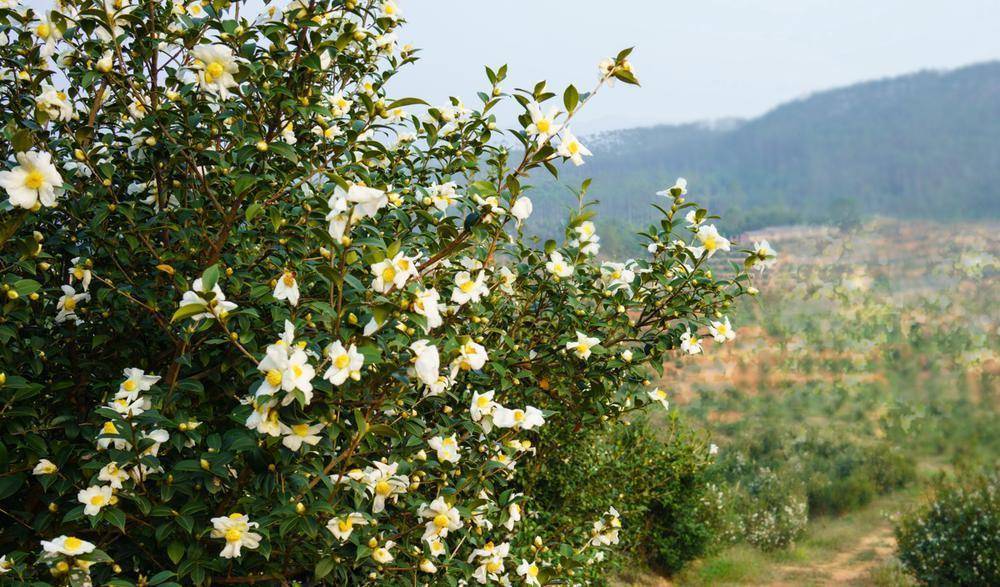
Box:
[525, 416, 717, 579]
[737, 468, 808, 551]
[712, 426, 915, 521]
[895, 470, 1000, 586]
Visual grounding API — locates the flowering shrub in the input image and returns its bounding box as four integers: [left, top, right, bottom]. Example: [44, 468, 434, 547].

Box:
[737, 469, 808, 551]
[0, 0, 767, 584]
[527, 416, 717, 579]
[895, 471, 1000, 586]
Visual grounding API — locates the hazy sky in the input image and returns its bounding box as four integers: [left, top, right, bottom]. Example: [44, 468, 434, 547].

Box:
[390, 1, 1000, 134]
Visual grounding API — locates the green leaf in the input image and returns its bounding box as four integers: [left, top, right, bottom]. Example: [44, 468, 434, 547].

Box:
[563, 84, 579, 111]
[0, 474, 24, 500]
[11, 129, 34, 152]
[170, 303, 206, 323]
[245, 202, 264, 222]
[385, 97, 428, 109]
[200, 264, 220, 291]
[167, 541, 185, 565]
[353, 409, 368, 438]
[314, 557, 336, 580]
[12, 279, 41, 295]
[104, 507, 126, 531]
[149, 571, 177, 585]
[267, 141, 299, 163]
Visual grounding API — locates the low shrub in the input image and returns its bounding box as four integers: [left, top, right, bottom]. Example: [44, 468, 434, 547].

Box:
[895, 470, 1000, 586]
[526, 414, 717, 578]
[738, 468, 809, 551]
[713, 426, 915, 520]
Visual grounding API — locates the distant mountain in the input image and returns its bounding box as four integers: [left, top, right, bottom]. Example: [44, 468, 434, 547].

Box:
[528, 61, 1000, 254]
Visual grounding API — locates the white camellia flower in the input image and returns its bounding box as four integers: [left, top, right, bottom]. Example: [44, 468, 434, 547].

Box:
[453, 340, 488, 373]
[566, 331, 600, 360]
[97, 420, 128, 450]
[69, 257, 92, 291]
[427, 538, 447, 558]
[451, 271, 488, 306]
[688, 224, 731, 259]
[0, 151, 64, 210]
[56, 285, 89, 324]
[190, 44, 239, 99]
[245, 398, 281, 437]
[370, 251, 418, 293]
[471, 541, 510, 584]
[40, 536, 95, 557]
[313, 123, 342, 140]
[324, 341, 364, 385]
[751, 240, 778, 271]
[108, 391, 150, 417]
[179, 277, 238, 320]
[96, 0, 137, 42]
[556, 131, 592, 166]
[493, 405, 545, 431]
[525, 101, 561, 142]
[96, 49, 113, 72]
[364, 461, 408, 513]
[684, 209, 704, 228]
[517, 559, 542, 586]
[647, 388, 669, 410]
[328, 91, 353, 116]
[98, 462, 129, 489]
[497, 266, 517, 295]
[418, 496, 463, 542]
[427, 182, 459, 211]
[272, 271, 300, 306]
[510, 196, 533, 223]
[708, 316, 736, 342]
[34, 13, 61, 58]
[680, 329, 703, 355]
[32, 459, 58, 475]
[139, 429, 169, 458]
[119, 368, 160, 396]
[572, 220, 601, 256]
[381, 0, 401, 20]
[280, 421, 324, 451]
[590, 507, 622, 546]
[344, 183, 389, 219]
[601, 261, 635, 293]
[428, 434, 461, 463]
[35, 83, 73, 122]
[545, 251, 573, 278]
[655, 177, 687, 198]
[419, 558, 438, 573]
[210, 513, 261, 559]
[412, 288, 443, 332]
[470, 390, 497, 432]
[371, 541, 395, 564]
[409, 340, 440, 388]
[326, 512, 368, 541]
[78, 485, 113, 516]
[326, 192, 351, 241]
[504, 502, 523, 530]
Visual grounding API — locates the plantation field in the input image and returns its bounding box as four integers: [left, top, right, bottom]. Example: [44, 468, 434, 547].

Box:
[645, 218, 999, 584]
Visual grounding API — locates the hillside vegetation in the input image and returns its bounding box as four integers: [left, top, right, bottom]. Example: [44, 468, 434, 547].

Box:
[530, 62, 1000, 253]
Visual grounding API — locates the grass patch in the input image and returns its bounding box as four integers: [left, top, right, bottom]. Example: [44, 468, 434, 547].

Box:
[669, 489, 918, 586]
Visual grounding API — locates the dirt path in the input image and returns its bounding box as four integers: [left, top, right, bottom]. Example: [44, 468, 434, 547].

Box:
[772, 523, 897, 586]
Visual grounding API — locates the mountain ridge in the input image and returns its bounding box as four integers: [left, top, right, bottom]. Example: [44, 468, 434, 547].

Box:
[528, 60, 1000, 253]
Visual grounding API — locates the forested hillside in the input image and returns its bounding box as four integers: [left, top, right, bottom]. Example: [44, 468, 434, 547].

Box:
[529, 61, 1000, 253]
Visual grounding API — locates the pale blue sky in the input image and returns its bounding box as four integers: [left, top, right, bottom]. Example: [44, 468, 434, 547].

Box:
[390, 0, 1000, 133]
